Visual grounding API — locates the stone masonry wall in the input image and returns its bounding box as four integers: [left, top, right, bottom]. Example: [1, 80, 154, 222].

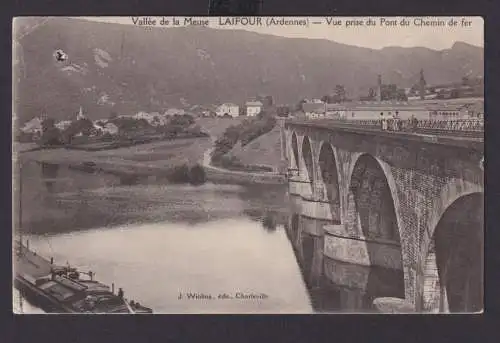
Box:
[285, 124, 483, 307]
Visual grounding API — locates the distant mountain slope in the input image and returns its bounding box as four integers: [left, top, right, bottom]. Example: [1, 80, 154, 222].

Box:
[13, 18, 484, 123]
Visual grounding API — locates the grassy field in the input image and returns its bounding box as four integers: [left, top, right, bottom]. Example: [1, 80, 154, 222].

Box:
[18, 137, 213, 175]
[225, 125, 283, 171]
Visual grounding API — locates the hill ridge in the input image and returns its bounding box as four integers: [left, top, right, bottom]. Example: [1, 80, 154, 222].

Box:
[14, 17, 484, 123]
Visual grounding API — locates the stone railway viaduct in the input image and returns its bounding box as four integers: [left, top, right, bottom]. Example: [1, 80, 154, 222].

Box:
[280, 119, 484, 312]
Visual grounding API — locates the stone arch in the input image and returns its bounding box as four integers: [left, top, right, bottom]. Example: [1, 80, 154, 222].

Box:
[291, 131, 299, 171]
[423, 181, 484, 259]
[318, 141, 341, 223]
[345, 153, 405, 298]
[346, 154, 401, 242]
[423, 192, 483, 312]
[301, 136, 314, 183]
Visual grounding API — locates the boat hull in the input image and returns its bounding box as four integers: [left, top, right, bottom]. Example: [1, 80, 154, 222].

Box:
[14, 276, 76, 313]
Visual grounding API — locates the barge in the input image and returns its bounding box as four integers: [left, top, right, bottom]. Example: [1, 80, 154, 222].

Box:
[14, 241, 153, 314]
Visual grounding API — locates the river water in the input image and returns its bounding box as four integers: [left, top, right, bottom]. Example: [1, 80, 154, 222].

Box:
[13, 159, 402, 314]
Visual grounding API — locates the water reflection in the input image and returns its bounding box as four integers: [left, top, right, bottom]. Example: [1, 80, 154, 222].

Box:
[40, 162, 59, 192]
[16, 157, 405, 313]
[285, 210, 405, 313]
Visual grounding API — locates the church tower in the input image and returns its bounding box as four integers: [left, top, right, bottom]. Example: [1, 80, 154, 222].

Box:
[77, 106, 85, 120]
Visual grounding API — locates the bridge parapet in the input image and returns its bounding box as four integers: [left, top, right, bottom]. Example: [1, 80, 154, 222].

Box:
[286, 118, 484, 139]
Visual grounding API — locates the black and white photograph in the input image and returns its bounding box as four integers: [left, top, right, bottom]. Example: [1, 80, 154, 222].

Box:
[12, 16, 483, 314]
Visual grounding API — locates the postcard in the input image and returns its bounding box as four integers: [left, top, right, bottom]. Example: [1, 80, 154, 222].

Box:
[12, 16, 483, 314]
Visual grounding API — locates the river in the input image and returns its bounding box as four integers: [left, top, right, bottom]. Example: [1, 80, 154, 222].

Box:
[13, 158, 402, 314]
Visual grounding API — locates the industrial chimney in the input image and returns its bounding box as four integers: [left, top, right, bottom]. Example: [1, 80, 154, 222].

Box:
[377, 74, 382, 102]
[419, 69, 426, 100]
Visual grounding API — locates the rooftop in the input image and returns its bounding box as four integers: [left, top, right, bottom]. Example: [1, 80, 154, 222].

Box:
[246, 101, 263, 106]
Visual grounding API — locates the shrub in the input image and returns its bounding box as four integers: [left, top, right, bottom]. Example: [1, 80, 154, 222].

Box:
[188, 164, 207, 185]
[168, 164, 190, 183]
[120, 174, 139, 185]
[40, 127, 62, 146]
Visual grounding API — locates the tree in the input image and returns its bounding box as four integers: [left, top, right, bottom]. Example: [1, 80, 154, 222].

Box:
[321, 95, 333, 104]
[368, 87, 376, 99]
[40, 117, 62, 146]
[257, 95, 274, 108]
[41, 117, 55, 132]
[264, 95, 274, 107]
[239, 106, 247, 116]
[78, 118, 95, 136]
[335, 85, 346, 102]
[277, 105, 290, 117]
[396, 89, 408, 101]
[296, 99, 307, 111]
[188, 164, 207, 185]
[40, 127, 61, 146]
[381, 84, 398, 101]
[109, 111, 118, 121]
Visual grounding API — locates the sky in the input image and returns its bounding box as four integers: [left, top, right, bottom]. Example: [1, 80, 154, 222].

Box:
[78, 16, 484, 50]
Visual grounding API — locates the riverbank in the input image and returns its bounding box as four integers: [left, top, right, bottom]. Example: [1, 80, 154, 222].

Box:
[197, 118, 286, 185]
[201, 148, 286, 185]
[16, 116, 287, 186]
[18, 137, 213, 178]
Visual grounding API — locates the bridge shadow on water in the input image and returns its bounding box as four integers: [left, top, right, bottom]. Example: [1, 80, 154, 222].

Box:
[285, 212, 405, 313]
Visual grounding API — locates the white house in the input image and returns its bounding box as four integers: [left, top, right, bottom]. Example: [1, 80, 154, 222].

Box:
[428, 104, 469, 119]
[216, 103, 239, 117]
[20, 117, 43, 134]
[302, 102, 326, 119]
[245, 101, 263, 117]
[102, 122, 119, 135]
[325, 104, 348, 119]
[164, 108, 186, 117]
[133, 111, 165, 126]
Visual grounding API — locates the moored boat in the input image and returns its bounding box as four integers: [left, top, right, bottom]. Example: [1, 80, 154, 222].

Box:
[14, 240, 153, 314]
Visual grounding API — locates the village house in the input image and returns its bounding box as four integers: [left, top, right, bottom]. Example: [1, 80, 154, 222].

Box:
[164, 108, 186, 117]
[20, 117, 43, 134]
[302, 102, 326, 119]
[428, 105, 467, 119]
[245, 101, 263, 117]
[407, 91, 438, 101]
[101, 122, 119, 135]
[133, 111, 166, 126]
[216, 103, 239, 117]
[325, 104, 348, 119]
[344, 101, 430, 120]
[428, 100, 484, 120]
